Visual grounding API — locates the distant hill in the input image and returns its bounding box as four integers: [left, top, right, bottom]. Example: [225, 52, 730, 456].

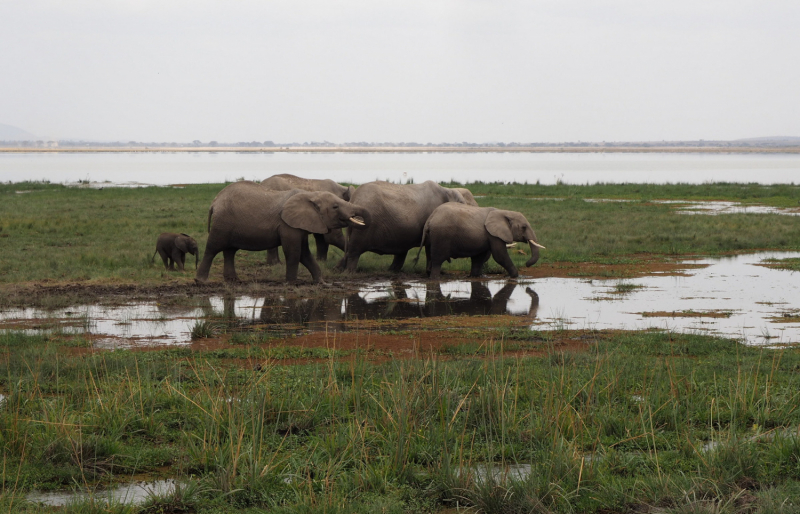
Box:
[735, 136, 800, 145]
[0, 123, 38, 141]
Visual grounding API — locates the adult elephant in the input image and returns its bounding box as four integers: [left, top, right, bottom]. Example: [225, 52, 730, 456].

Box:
[195, 181, 369, 284]
[335, 180, 466, 272]
[261, 174, 355, 263]
[417, 203, 545, 279]
[451, 187, 479, 206]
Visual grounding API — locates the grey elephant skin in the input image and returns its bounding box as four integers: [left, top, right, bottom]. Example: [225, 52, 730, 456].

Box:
[152, 233, 198, 271]
[452, 187, 479, 206]
[418, 204, 543, 279]
[261, 174, 355, 263]
[195, 181, 369, 284]
[335, 180, 466, 272]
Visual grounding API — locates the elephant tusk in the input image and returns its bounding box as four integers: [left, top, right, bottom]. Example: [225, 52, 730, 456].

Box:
[506, 242, 516, 248]
[349, 216, 365, 226]
[529, 239, 546, 249]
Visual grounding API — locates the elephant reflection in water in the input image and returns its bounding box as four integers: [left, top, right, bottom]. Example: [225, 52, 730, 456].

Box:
[424, 281, 539, 319]
[256, 293, 349, 331]
[342, 281, 539, 320]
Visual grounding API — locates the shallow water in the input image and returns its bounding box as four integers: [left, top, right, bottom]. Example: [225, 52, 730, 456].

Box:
[2, 252, 799, 347]
[27, 479, 176, 507]
[2, 152, 800, 185]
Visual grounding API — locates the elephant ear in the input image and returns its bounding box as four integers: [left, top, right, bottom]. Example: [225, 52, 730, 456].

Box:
[175, 236, 189, 253]
[281, 193, 329, 234]
[485, 210, 513, 244]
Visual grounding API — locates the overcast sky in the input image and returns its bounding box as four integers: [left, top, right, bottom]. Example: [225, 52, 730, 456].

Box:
[2, 0, 798, 143]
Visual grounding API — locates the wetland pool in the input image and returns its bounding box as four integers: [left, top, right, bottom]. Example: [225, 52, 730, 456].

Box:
[2, 252, 799, 347]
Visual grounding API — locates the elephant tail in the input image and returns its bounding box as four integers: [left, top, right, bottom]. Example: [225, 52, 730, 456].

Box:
[412, 222, 429, 268]
[151, 249, 157, 263]
[207, 205, 214, 233]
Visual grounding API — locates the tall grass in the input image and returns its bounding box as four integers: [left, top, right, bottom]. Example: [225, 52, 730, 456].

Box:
[2, 330, 800, 511]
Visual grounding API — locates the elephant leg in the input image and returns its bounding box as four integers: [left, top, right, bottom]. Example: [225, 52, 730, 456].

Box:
[157, 248, 171, 271]
[428, 243, 452, 280]
[313, 234, 329, 262]
[425, 244, 432, 275]
[388, 251, 408, 272]
[172, 248, 185, 271]
[222, 249, 239, 282]
[336, 249, 362, 273]
[195, 246, 219, 283]
[300, 237, 322, 283]
[489, 238, 519, 278]
[266, 248, 282, 266]
[282, 233, 302, 283]
[470, 250, 491, 277]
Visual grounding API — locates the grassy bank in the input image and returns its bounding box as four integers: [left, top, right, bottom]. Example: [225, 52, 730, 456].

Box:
[2, 181, 800, 287]
[2, 329, 800, 512]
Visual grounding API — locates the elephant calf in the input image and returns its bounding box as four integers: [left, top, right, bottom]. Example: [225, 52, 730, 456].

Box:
[417, 204, 545, 279]
[153, 233, 199, 271]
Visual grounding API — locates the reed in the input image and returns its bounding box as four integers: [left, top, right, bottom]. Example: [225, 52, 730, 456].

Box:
[2, 328, 800, 512]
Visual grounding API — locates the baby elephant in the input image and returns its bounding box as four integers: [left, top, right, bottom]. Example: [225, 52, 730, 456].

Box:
[153, 233, 199, 271]
[417, 204, 545, 279]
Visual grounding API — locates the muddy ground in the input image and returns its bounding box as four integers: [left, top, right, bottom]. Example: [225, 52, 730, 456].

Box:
[0, 255, 703, 307]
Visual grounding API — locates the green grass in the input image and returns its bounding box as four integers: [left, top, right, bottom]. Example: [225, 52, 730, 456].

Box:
[3, 330, 800, 512]
[445, 180, 800, 208]
[2, 181, 800, 287]
[761, 257, 800, 272]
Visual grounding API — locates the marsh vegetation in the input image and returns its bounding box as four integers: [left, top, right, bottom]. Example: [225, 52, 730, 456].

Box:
[2, 181, 800, 512]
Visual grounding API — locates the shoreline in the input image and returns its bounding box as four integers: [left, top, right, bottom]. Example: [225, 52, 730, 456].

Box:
[2, 145, 800, 154]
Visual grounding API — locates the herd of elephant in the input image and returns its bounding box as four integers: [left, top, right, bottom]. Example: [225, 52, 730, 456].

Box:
[153, 174, 545, 284]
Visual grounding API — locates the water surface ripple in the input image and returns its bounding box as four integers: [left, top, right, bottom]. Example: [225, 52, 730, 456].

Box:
[1, 252, 799, 347]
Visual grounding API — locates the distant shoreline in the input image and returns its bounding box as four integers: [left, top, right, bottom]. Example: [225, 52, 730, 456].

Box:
[2, 146, 800, 154]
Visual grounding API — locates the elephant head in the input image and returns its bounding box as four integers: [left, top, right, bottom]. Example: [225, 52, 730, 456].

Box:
[485, 210, 545, 267]
[280, 191, 371, 234]
[176, 233, 199, 269]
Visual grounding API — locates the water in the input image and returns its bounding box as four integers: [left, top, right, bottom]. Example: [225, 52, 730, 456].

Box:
[27, 479, 176, 507]
[2, 252, 799, 347]
[2, 152, 800, 185]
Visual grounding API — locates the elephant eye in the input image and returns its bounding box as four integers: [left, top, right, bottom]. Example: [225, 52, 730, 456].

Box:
[333, 205, 339, 209]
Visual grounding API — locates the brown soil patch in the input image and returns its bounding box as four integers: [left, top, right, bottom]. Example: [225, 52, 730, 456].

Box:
[767, 311, 800, 323]
[521, 257, 707, 280]
[0, 254, 709, 306]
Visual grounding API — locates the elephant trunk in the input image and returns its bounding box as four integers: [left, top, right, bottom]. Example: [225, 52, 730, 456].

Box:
[349, 206, 371, 229]
[525, 240, 540, 267]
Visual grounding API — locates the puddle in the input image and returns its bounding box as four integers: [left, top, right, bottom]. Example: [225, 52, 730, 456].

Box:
[664, 200, 800, 216]
[585, 198, 800, 216]
[27, 479, 176, 506]
[526, 251, 800, 345]
[2, 252, 800, 347]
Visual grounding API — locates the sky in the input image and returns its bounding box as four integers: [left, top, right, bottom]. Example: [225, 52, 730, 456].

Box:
[1, 0, 799, 143]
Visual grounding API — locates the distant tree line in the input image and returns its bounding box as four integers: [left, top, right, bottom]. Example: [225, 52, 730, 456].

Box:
[1, 139, 798, 149]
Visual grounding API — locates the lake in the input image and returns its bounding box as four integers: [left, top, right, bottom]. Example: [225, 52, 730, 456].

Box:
[2, 151, 800, 185]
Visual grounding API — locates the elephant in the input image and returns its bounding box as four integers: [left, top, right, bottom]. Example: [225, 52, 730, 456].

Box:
[451, 187, 479, 206]
[261, 174, 355, 263]
[152, 232, 198, 271]
[335, 180, 466, 273]
[416, 204, 545, 279]
[195, 181, 370, 284]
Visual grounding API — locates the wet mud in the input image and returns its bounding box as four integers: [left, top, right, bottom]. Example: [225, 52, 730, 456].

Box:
[3, 252, 800, 351]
